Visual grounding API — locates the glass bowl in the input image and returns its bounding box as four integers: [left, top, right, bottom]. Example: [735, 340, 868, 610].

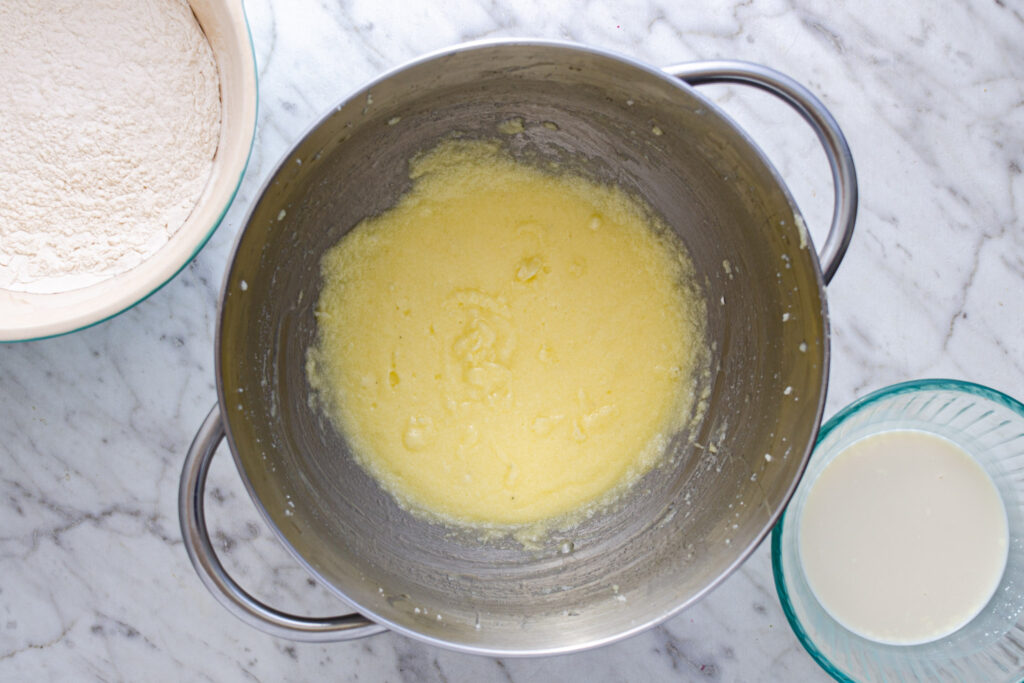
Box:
[772, 379, 1024, 682]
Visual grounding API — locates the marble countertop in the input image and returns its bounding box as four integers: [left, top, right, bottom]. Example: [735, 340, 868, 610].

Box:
[2, 0, 1022, 680]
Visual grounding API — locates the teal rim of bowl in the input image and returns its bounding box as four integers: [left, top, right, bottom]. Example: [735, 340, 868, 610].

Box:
[6, 5, 260, 344]
[771, 378, 1024, 682]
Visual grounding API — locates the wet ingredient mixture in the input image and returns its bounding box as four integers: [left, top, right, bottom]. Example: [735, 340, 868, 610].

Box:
[800, 430, 1009, 645]
[308, 139, 706, 529]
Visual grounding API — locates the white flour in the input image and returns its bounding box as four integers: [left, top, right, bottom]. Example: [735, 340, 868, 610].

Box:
[0, 0, 221, 293]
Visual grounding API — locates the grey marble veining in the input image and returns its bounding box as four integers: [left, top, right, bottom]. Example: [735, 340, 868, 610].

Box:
[1, 0, 1022, 680]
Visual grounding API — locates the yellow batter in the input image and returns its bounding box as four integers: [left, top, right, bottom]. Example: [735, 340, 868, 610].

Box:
[307, 139, 705, 529]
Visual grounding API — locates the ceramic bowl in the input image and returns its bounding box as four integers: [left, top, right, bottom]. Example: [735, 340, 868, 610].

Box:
[0, 0, 258, 342]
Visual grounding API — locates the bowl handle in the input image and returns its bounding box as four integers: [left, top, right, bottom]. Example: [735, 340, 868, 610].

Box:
[664, 60, 858, 284]
[178, 404, 387, 642]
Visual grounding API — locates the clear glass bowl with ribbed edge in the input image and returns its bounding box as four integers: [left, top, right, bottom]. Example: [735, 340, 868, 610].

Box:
[772, 379, 1024, 682]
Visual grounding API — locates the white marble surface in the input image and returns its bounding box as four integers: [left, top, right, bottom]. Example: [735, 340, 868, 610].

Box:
[2, 0, 1022, 680]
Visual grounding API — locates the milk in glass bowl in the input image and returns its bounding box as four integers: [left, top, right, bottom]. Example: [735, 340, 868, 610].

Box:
[773, 379, 1024, 682]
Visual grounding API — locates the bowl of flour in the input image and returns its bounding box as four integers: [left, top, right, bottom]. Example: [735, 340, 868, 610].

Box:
[0, 0, 257, 341]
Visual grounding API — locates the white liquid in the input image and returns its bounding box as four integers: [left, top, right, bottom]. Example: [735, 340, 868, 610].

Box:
[799, 430, 1009, 645]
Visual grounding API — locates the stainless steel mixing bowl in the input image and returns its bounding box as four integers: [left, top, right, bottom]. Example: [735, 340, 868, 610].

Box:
[179, 39, 857, 654]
